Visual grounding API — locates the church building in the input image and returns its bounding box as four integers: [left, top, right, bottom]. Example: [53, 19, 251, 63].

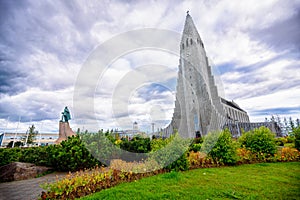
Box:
[162, 13, 280, 138]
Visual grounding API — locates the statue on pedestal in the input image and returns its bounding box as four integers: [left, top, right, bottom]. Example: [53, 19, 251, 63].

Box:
[56, 106, 75, 144]
[61, 106, 71, 122]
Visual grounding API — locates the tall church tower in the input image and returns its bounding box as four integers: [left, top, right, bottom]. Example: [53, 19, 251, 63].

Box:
[162, 13, 276, 138]
[166, 12, 226, 138]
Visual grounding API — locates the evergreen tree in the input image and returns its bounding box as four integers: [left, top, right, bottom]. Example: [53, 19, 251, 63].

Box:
[289, 117, 295, 130]
[283, 117, 288, 135]
[22, 125, 38, 145]
[296, 118, 300, 128]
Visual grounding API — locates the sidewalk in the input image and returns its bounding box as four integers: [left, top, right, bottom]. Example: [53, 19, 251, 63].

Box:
[0, 172, 67, 200]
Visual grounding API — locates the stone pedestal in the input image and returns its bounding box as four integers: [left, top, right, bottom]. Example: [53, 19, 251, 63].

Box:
[55, 121, 76, 144]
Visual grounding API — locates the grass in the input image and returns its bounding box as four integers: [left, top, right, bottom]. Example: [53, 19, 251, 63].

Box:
[80, 162, 300, 200]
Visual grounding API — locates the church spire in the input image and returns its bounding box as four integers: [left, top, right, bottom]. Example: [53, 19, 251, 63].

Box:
[182, 12, 200, 39]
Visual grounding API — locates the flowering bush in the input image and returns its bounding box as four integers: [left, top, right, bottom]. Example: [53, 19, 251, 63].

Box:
[41, 165, 166, 199]
[277, 147, 300, 162]
[236, 148, 254, 164]
[188, 151, 222, 169]
[110, 159, 161, 173]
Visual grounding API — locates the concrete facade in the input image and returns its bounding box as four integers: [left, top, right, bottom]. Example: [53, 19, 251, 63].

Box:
[162, 13, 280, 138]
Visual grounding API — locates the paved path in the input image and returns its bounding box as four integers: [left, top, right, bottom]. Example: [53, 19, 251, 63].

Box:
[0, 172, 67, 200]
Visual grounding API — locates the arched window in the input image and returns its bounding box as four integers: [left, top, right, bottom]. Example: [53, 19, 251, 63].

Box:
[182, 43, 184, 49]
[186, 38, 189, 47]
[190, 38, 193, 45]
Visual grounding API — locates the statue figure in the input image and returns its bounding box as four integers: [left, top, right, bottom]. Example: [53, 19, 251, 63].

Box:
[61, 106, 71, 122]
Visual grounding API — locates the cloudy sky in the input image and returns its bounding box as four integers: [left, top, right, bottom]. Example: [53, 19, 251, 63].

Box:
[0, 0, 299, 133]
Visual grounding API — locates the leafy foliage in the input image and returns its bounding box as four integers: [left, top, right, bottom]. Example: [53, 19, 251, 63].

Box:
[120, 136, 151, 153]
[202, 129, 238, 165]
[293, 127, 300, 151]
[150, 133, 191, 171]
[41, 166, 166, 199]
[0, 148, 22, 166]
[274, 137, 287, 146]
[81, 131, 120, 165]
[21, 124, 38, 145]
[19, 146, 52, 166]
[188, 151, 222, 169]
[188, 137, 203, 152]
[109, 159, 160, 173]
[0, 136, 99, 171]
[238, 126, 276, 155]
[278, 147, 300, 161]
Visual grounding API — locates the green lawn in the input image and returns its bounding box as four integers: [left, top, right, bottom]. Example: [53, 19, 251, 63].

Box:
[80, 162, 300, 200]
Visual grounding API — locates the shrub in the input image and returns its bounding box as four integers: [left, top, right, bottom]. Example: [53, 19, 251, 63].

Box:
[275, 137, 286, 146]
[236, 148, 254, 164]
[0, 148, 22, 166]
[19, 146, 46, 165]
[293, 127, 300, 151]
[150, 133, 191, 171]
[189, 137, 203, 152]
[202, 129, 238, 165]
[120, 137, 151, 153]
[81, 131, 121, 165]
[189, 143, 202, 152]
[110, 159, 161, 173]
[188, 151, 221, 169]
[286, 135, 295, 143]
[41, 166, 166, 199]
[278, 147, 300, 161]
[239, 126, 276, 156]
[50, 135, 99, 171]
[165, 152, 190, 171]
[1, 135, 100, 171]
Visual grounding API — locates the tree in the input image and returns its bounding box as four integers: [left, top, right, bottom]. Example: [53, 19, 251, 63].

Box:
[296, 118, 300, 128]
[289, 117, 295, 130]
[22, 125, 38, 145]
[294, 127, 300, 151]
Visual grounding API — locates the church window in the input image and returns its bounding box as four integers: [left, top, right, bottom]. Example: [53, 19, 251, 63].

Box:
[190, 38, 193, 45]
[186, 38, 189, 47]
[190, 75, 192, 79]
[182, 43, 184, 49]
